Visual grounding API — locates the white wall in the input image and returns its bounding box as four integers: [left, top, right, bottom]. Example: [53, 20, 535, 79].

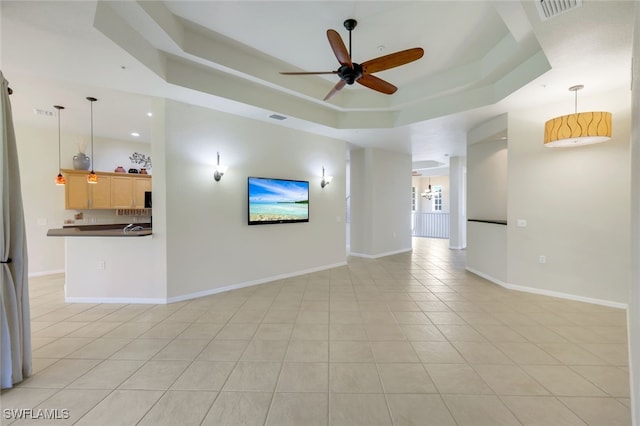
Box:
[467, 221, 507, 282]
[65, 236, 164, 302]
[164, 100, 347, 299]
[350, 147, 412, 257]
[466, 114, 508, 282]
[449, 156, 466, 250]
[627, 2, 640, 421]
[14, 126, 66, 276]
[14, 125, 151, 275]
[467, 140, 508, 221]
[507, 87, 631, 305]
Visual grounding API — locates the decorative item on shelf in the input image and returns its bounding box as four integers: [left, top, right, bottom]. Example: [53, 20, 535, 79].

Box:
[72, 138, 90, 170]
[128, 168, 139, 174]
[139, 167, 148, 175]
[54, 105, 66, 185]
[421, 177, 433, 200]
[321, 166, 333, 188]
[544, 84, 612, 147]
[73, 153, 90, 170]
[214, 152, 228, 182]
[86, 97, 98, 184]
[114, 166, 126, 173]
[129, 152, 152, 169]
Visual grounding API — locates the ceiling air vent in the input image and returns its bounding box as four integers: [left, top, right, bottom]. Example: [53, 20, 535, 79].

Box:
[536, 0, 582, 21]
[33, 108, 55, 117]
[268, 114, 287, 121]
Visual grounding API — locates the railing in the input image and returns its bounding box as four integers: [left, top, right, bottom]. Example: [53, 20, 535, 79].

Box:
[411, 212, 450, 239]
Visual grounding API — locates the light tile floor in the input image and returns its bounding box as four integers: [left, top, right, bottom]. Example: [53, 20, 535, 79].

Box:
[1, 238, 631, 425]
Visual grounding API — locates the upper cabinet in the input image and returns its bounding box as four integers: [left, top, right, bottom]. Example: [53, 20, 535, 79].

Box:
[111, 175, 152, 209]
[65, 172, 111, 209]
[63, 170, 151, 210]
[133, 178, 152, 208]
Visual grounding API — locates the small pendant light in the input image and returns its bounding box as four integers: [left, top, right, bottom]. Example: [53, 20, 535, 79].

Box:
[54, 105, 66, 185]
[86, 96, 98, 183]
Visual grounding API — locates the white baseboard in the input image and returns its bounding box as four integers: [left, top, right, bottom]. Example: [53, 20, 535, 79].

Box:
[29, 269, 64, 278]
[466, 267, 628, 310]
[166, 261, 348, 304]
[349, 247, 412, 259]
[65, 296, 167, 304]
[61, 262, 347, 304]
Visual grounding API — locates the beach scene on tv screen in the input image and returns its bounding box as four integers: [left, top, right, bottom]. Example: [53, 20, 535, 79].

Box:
[249, 178, 309, 222]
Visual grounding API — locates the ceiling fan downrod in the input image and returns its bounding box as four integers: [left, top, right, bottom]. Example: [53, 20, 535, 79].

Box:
[344, 19, 357, 59]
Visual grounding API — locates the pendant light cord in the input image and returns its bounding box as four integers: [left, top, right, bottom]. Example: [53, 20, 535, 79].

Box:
[87, 97, 97, 173]
[568, 84, 583, 114]
[54, 105, 64, 172]
[58, 108, 61, 170]
[90, 100, 94, 172]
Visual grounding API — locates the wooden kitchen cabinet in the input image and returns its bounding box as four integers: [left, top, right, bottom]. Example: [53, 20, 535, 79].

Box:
[64, 171, 111, 209]
[111, 175, 152, 208]
[63, 169, 151, 210]
[133, 178, 152, 208]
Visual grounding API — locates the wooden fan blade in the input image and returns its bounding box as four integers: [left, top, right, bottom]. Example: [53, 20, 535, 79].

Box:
[361, 48, 424, 74]
[280, 71, 338, 75]
[327, 29, 352, 67]
[357, 74, 397, 95]
[323, 80, 347, 101]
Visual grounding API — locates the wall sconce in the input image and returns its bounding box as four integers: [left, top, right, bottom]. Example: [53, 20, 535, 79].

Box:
[321, 166, 333, 188]
[214, 152, 228, 181]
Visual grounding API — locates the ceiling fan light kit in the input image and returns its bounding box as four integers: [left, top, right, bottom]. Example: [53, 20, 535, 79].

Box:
[280, 19, 424, 101]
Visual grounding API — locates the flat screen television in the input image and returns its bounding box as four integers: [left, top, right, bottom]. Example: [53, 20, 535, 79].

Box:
[248, 176, 309, 225]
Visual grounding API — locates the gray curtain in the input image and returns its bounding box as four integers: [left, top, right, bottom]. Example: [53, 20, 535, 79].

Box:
[0, 71, 31, 388]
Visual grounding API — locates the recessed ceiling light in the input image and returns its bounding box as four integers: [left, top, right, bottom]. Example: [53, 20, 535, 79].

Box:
[131, 132, 140, 137]
[147, 112, 153, 117]
[269, 114, 287, 121]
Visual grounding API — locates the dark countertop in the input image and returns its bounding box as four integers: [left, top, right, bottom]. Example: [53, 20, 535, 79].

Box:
[47, 223, 152, 237]
[467, 219, 508, 225]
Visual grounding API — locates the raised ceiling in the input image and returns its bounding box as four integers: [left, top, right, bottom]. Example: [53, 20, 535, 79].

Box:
[0, 1, 634, 171]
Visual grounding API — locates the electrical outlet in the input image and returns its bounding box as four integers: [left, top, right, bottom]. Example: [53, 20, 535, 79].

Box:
[97, 261, 106, 270]
[539, 255, 546, 264]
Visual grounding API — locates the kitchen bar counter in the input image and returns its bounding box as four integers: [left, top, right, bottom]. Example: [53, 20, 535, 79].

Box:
[47, 222, 162, 303]
[47, 223, 152, 237]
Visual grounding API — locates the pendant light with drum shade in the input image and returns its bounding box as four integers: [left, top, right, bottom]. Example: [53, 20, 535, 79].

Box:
[86, 97, 98, 183]
[543, 85, 612, 147]
[54, 105, 66, 185]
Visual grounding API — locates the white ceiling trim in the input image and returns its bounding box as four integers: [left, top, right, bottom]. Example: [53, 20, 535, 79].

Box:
[94, 0, 552, 130]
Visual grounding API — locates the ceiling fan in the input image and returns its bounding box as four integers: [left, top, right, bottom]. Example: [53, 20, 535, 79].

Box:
[280, 19, 424, 101]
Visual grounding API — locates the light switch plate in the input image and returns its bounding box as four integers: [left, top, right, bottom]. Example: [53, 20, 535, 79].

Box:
[517, 219, 527, 227]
